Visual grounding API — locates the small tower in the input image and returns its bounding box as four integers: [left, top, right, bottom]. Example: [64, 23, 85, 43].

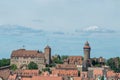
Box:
[83, 41, 91, 61]
[44, 45, 51, 65]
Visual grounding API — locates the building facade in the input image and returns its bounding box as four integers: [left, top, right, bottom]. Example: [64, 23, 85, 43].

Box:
[10, 46, 51, 70]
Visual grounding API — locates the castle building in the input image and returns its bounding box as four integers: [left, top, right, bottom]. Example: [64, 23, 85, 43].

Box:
[10, 46, 51, 70]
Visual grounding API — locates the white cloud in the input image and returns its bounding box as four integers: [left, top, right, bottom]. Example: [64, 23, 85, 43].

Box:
[76, 26, 115, 33]
[84, 26, 99, 31]
[0, 24, 44, 36]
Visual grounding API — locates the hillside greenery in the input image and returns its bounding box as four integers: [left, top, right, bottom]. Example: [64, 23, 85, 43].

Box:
[106, 57, 120, 72]
[0, 58, 10, 67]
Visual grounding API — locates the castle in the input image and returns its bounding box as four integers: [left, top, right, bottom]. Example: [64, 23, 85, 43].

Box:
[10, 41, 105, 71]
[8, 41, 109, 80]
[10, 45, 51, 70]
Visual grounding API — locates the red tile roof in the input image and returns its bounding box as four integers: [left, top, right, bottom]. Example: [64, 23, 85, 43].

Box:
[93, 69, 103, 77]
[107, 70, 116, 78]
[68, 56, 83, 65]
[15, 70, 39, 77]
[21, 76, 63, 80]
[11, 49, 44, 58]
[56, 64, 77, 69]
[8, 74, 17, 80]
[52, 69, 78, 77]
[73, 77, 82, 80]
[0, 69, 10, 80]
[84, 46, 91, 49]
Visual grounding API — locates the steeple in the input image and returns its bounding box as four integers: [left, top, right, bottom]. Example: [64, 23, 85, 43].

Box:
[84, 41, 91, 49]
[45, 45, 51, 49]
[85, 41, 89, 46]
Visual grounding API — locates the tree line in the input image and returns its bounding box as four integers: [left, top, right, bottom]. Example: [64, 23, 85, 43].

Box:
[0, 58, 10, 67]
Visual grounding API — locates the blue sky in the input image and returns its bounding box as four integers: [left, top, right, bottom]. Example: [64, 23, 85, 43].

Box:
[0, 0, 120, 59]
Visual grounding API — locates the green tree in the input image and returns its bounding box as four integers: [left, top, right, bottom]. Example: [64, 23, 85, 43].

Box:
[28, 62, 38, 70]
[0, 58, 10, 67]
[10, 64, 17, 71]
[52, 55, 68, 64]
[61, 55, 68, 60]
[46, 63, 56, 67]
[101, 76, 104, 80]
[106, 57, 120, 72]
[52, 56, 63, 64]
[42, 67, 51, 73]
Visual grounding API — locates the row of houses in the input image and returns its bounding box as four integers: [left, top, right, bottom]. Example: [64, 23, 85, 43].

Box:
[7, 68, 120, 80]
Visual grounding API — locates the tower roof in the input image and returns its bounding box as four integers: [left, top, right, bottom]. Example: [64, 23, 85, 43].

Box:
[85, 41, 89, 46]
[45, 45, 51, 49]
[84, 41, 91, 49]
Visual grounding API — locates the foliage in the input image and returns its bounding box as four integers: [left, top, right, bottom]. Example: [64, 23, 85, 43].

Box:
[92, 60, 102, 67]
[101, 76, 104, 80]
[10, 64, 17, 71]
[106, 57, 120, 72]
[46, 63, 56, 67]
[42, 67, 51, 73]
[92, 60, 100, 67]
[0, 58, 10, 67]
[52, 55, 68, 64]
[61, 55, 68, 60]
[28, 62, 38, 70]
[78, 71, 80, 77]
[52, 55, 63, 64]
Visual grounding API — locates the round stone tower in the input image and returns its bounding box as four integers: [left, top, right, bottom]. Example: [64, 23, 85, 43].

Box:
[83, 41, 91, 61]
[44, 45, 51, 65]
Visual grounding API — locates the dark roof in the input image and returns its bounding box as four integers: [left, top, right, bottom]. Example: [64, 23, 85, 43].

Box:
[84, 41, 91, 49]
[45, 45, 51, 49]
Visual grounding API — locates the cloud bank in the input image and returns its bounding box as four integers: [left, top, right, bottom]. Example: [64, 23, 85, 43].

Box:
[75, 26, 115, 34]
[0, 24, 43, 36]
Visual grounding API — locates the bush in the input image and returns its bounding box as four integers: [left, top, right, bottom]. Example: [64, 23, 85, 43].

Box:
[10, 64, 17, 71]
[28, 62, 38, 70]
[42, 67, 51, 73]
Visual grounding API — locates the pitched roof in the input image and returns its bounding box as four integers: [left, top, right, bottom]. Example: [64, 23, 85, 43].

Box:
[56, 64, 77, 69]
[24, 76, 63, 80]
[73, 77, 82, 80]
[15, 70, 39, 76]
[45, 45, 51, 49]
[52, 69, 78, 77]
[107, 70, 116, 77]
[93, 69, 103, 76]
[0, 69, 10, 80]
[11, 49, 44, 58]
[8, 74, 17, 80]
[66, 56, 83, 65]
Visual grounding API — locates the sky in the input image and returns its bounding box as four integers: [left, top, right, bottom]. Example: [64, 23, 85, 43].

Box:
[0, 0, 120, 59]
